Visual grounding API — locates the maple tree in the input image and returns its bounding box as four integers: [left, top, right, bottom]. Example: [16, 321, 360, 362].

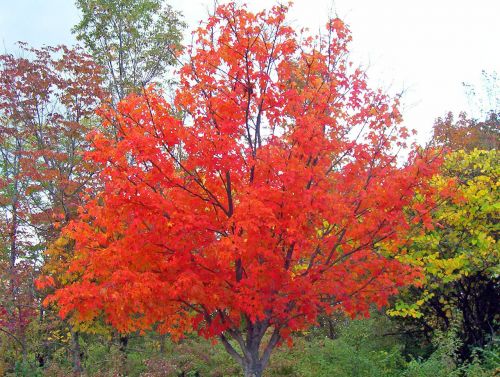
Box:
[46, 4, 442, 376]
[0, 44, 103, 370]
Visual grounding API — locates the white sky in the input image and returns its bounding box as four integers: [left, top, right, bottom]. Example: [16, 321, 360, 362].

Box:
[1, 0, 499, 144]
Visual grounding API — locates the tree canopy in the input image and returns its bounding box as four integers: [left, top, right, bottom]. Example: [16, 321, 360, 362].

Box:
[73, 0, 185, 102]
[390, 149, 499, 358]
[44, 4, 443, 376]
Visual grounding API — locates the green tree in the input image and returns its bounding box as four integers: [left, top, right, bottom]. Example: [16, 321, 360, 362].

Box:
[73, 0, 185, 103]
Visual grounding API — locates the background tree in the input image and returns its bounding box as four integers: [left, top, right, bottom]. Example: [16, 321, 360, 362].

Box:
[48, 4, 442, 376]
[463, 70, 499, 122]
[389, 149, 499, 359]
[0, 44, 103, 372]
[73, 0, 185, 103]
[395, 70, 499, 359]
[432, 111, 499, 151]
[432, 70, 499, 151]
[73, 1, 185, 370]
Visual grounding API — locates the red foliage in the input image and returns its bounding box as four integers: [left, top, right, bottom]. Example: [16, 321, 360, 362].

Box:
[0, 44, 104, 350]
[0, 44, 104, 229]
[47, 3, 441, 372]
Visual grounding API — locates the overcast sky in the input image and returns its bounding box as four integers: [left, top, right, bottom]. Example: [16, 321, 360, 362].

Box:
[1, 0, 498, 143]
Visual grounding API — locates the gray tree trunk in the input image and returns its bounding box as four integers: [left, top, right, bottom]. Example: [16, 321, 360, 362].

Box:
[70, 329, 83, 374]
[219, 322, 281, 377]
[243, 355, 264, 377]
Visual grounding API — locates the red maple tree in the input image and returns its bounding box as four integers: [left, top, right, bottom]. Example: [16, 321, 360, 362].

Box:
[46, 4, 441, 376]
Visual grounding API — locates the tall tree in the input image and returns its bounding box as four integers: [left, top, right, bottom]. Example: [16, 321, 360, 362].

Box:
[47, 4, 441, 376]
[73, 1, 184, 367]
[73, 0, 185, 103]
[0, 44, 103, 371]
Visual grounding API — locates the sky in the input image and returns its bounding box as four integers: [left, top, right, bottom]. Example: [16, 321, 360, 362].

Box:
[0, 0, 499, 143]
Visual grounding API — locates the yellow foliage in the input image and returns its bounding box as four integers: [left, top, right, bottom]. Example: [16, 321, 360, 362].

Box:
[390, 149, 499, 318]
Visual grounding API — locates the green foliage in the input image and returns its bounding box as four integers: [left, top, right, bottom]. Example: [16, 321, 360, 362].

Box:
[461, 343, 500, 377]
[2, 314, 498, 376]
[403, 331, 461, 377]
[264, 315, 404, 377]
[267, 316, 499, 377]
[402, 331, 500, 377]
[10, 362, 43, 377]
[73, 0, 185, 101]
[141, 336, 241, 377]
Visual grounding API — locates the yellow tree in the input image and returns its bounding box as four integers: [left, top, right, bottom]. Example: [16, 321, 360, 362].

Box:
[390, 149, 499, 357]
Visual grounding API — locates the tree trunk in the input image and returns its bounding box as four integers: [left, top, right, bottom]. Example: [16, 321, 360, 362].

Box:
[242, 341, 266, 377]
[244, 369, 263, 377]
[21, 337, 27, 366]
[70, 329, 83, 375]
[118, 334, 128, 376]
[159, 333, 166, 354]
[243, 358, 264, 377]
[218, 322, 280, 377]
[327, 317, 336, 340]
